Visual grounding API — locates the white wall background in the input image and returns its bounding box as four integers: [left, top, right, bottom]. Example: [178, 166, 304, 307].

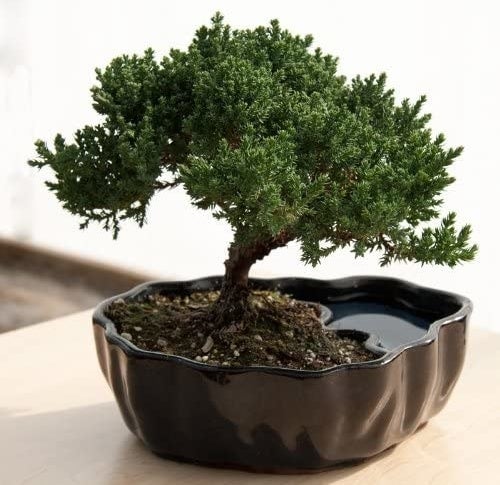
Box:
[1, 0, 498, 331]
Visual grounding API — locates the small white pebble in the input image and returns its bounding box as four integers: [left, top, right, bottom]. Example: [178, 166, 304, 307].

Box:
[201, 336, 214, 353]
[201, 355, 209, 362]
[284, 330, 294, 338]
[120, 332, 133, 341]
[233, 350, 240, 357]
[345, 357, 352, 364]
[190, 342, 196, 349]
[309, 352, 316, 359]
[254, 334, 263, 342]
[195, 356, 202, 362]
[133, 326, 142, 332]
[157, 337, 167, 347]
[222, 361, 229, 366]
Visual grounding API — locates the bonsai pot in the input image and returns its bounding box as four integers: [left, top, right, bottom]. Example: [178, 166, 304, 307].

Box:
[92, 276, 471, 473]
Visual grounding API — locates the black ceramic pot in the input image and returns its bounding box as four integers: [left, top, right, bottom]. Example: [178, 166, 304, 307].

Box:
[92, 276, 471, 473]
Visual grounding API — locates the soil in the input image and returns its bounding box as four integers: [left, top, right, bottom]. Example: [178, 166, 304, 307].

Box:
[106, 289, 376, 370]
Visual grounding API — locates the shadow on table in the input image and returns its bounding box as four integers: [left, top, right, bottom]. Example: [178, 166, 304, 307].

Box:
[0, 402, 396, 484]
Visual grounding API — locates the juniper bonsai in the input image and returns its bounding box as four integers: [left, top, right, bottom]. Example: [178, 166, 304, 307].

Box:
[29, 14, 476, 329]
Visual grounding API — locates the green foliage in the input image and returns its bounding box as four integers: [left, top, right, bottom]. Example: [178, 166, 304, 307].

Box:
[29, 13, 476, 267]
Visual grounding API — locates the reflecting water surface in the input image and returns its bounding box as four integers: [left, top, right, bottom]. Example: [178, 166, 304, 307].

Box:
[327, 301, 429, 350]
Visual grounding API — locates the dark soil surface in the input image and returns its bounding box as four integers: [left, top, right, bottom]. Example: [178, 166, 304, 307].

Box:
[106, 290, 376, 370]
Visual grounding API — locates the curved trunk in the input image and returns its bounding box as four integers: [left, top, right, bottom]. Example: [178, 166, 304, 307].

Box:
[213, 231, 292, 327]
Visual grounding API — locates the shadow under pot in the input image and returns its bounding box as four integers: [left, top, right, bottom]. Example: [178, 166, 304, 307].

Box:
[92, 276, 471, 473]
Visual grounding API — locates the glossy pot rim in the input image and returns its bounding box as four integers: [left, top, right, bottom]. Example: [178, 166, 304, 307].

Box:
[92, 275, 472, 377]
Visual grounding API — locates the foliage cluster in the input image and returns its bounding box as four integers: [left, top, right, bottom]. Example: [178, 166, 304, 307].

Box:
[30, 13, 476, 269]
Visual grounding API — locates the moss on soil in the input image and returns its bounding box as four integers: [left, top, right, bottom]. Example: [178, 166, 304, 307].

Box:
[106, 290, 376, 370]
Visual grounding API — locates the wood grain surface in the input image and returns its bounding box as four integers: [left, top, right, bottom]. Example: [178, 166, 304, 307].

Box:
[0, 237, 149, 332]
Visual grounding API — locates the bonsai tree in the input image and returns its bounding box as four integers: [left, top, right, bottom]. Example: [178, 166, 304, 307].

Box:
[29, 14, 476, 328]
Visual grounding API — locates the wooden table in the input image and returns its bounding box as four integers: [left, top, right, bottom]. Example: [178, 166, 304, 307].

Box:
[1, 311, 498, 484]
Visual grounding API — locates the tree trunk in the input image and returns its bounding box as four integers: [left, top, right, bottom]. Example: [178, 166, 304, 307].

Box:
[213, 231, 291, 327]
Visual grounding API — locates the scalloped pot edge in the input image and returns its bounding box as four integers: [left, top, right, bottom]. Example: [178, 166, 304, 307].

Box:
[92, 276, 471, 472]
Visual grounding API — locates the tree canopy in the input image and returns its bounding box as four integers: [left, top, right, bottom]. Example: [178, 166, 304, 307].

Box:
[29, 13, 477, 268]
